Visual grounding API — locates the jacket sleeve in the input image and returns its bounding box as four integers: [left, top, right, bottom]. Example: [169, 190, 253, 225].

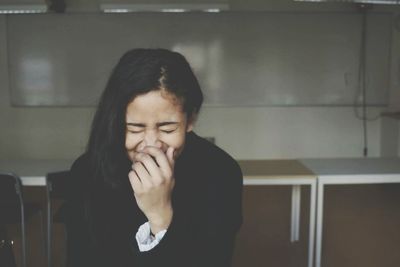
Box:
[133, 159, 243, 267]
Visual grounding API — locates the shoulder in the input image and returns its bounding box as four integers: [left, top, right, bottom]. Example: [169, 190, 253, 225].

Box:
[70, 153, 91, 177]
[69, 153, 93, 194]
[184, 132, 242, 183]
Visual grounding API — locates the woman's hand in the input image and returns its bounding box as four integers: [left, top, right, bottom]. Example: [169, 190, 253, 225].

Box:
[128, 146, 175, 234]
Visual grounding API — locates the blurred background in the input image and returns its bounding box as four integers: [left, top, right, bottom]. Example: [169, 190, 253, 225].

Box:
[0, 0, 399, 266]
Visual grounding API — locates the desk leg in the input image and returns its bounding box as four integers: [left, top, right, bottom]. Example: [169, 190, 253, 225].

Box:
[291, 185, 301, 242]
[308, 181, 316, 267]
[315, 181, 324, 267]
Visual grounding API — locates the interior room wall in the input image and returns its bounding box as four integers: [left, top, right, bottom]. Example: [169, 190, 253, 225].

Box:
[388, 14, 400, 111]
[0, 9, 394, 161]
[381, 12, 400, 157]
[0, 16, 94, 160]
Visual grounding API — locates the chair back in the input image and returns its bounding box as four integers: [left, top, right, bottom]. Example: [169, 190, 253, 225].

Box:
[0, 173, 23, 205]
[46, 171, 71, 199]
[46, 170, 70, 267]
[0, 173, 26, 267]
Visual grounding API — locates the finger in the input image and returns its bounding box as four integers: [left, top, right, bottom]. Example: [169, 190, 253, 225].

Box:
[142, 146, 173, 177]
[134, 152, 163, 183]
[132, 156, 150, 175]
[132, 160, 154, 188]
[128, 170, 143, 193]
[166, 146, 175, 166]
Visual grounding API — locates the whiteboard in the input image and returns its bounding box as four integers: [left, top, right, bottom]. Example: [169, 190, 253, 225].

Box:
[6, 12, 392, 106]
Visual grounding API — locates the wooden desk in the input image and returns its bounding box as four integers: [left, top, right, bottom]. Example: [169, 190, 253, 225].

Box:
[301, 157, 400, 267]
[239, 160, 317, 267]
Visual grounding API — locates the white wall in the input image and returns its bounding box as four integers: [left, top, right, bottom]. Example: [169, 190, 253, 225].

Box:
[0, 10, 396, 161]
[381, 12, 400, 157]
[388, 13, 400, 111]
[0, 16, 93, 160]
[380, 116, 399, 157]
[196, 106, 382, 159]
[397, 123, 400, 157]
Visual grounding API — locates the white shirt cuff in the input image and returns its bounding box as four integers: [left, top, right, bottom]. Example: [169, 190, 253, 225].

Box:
[135, 221, 167, 252]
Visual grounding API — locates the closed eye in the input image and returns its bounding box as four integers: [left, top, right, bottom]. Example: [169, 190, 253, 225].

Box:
[161, 129, 176, 134]
[127, 129, 143, 134]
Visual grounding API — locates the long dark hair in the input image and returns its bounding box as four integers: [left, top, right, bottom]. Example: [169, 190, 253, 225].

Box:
[86, 48, 203, 188]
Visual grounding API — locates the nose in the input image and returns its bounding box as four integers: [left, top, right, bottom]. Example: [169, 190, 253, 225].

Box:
[139, 130, 162, 150]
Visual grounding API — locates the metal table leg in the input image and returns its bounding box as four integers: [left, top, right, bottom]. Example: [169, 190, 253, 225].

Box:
[291, 185, 301, 242]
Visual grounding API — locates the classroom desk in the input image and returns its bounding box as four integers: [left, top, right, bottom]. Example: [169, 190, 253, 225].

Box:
[238, 160, 317, 267]
[301, 157, 400, 267]
[0, 159, 73, 186]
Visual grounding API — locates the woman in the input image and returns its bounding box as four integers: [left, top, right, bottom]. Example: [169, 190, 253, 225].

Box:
[66, 48, 243, 267]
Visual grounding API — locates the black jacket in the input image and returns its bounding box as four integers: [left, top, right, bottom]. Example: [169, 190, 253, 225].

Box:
[65, 132, 243, 267]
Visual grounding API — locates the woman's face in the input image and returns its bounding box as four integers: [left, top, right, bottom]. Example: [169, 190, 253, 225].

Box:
[125, 90, 194, 162]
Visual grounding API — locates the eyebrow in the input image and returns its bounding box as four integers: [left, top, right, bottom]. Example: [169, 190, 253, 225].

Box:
[126, 122, 179, 127]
